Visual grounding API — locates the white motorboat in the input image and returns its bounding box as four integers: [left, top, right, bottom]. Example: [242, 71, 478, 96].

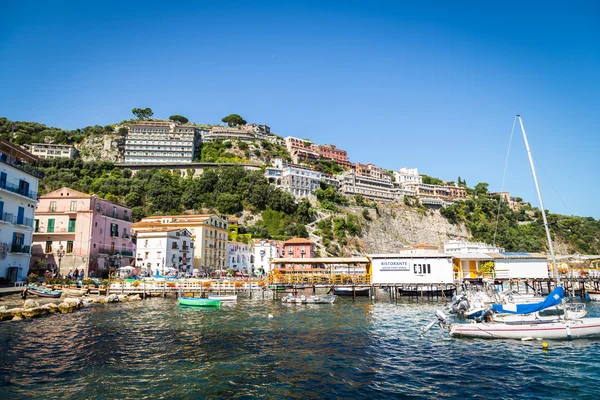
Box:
[281, 294, 336, 304]
[493, 303, 587, 323]
[207, 294, 238, 301]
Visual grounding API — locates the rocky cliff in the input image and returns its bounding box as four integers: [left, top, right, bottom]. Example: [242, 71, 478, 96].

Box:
[76, 134, 124, 162]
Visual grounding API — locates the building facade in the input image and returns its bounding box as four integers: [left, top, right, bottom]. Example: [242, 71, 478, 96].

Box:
[282, 238, 314, 259]
[30, 143, 76, 159]
[227, 241, 252, 275]
[30, 187, 135, 277]
[135, 228, 194, 276]
[394, 168, 423, 185]
[316, 144, 353, 167]
[340, 170, 395, 202]
[0, 139, 39, 283]
[369, 253, 455, 285]
[132, 214, 228, 273]
[253, 239, 284, 276]
[124, 121, 202, 164]
[281, 165, 322, 199]
[202, 127, 257, 143]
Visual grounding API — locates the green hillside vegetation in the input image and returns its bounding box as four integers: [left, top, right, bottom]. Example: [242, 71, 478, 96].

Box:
[1, 117, 111, 145]
[37, 159, 313, 239]
[441, 193, 600, 254]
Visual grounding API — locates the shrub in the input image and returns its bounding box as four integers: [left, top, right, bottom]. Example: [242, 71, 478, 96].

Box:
[27, 273, 39, 284]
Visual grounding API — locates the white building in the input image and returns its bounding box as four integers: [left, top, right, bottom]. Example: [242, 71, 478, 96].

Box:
[492, 253, 549, 279]
[444, 240, 504, 254]
[253, 239, 283, 276]
[227, 241, 252, 275]
[394, 168, 423, 185]
[281, 165, 321, 199]
[124, 121, 202, 164]
[369, 253, 454, 285]
[135, 228, 195, 277]
[30, 143, 76, 159]
[340, 170, 395, 202]
[0, 139, 39, 282]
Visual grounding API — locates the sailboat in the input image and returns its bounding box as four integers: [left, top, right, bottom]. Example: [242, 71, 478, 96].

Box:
[431, 115, 600, 340]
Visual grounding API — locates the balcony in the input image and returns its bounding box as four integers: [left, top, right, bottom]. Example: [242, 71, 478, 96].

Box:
[98, 248, 134, 257]
[0, 212, 14, 224]
[10, 244, 31, 254]
[15, 217, 34, 228]
[0, 182, 38, 201]
[35, 227, 74, 234]
[181, 245, 190, 252]
[122, 233, 130, 239]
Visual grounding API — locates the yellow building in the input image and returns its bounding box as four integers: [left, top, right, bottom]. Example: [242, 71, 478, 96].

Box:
[132, 214, 228, 273]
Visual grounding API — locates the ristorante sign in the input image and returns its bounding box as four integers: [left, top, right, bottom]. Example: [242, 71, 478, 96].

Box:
[375, 259, 410, 271]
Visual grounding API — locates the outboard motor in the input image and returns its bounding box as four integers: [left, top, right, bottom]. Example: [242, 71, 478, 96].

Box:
[422, 310, 449, 334]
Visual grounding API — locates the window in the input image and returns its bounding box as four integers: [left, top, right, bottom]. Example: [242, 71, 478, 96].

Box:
[110, 223, 118, 237]
[70, 201, 77, 211]
[34, 219, 39, 232]
[66, 241, 73, 253]
[50, 201, 57, 211]
[47, 218, 55, 233]
[16, 206, 24, 225]
[144, 252, 149, 259]
[122, 244, 126, 254]
[45, 241, 53, 253]
[145, 240, 148, 247]
[110, 242, 115, 253]
[96, 202, 101, 211]
[112, 206, 117, 218]
[68, 219, 76, 232]
[0, 172, 6, 188]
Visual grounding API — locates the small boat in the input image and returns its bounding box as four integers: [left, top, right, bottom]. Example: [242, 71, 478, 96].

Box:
[62, 288, 89, 297]
[587, 291, 600, 301]
[178, 297, 221, 307]
[268, 284, 287, 292]
[27, 286, 62, 299]
[281, 294, 336, 304]
[398, 286, 455, 297]
[207, 294, 238, 301]
[493, 303, 588, 323]
[332, 287, 370, 297]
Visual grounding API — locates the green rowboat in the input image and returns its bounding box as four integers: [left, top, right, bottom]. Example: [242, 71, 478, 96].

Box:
[178, 297, 221, 307]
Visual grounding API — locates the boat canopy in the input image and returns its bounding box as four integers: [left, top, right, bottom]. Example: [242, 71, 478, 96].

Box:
[492, 286, 564, 314]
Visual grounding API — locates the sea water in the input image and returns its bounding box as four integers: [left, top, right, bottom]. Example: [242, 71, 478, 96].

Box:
[1, 292, 599, 399]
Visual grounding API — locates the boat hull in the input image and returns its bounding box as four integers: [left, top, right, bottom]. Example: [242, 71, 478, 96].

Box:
[450, 318, 600, 340]
[27, 287, 62, 298]
[178, 298, 221, 307]
[398, 287, 455, 297]
[207, 294, 238, 301]
[588, 291, 600, 301]
[333, 287, 370, 297]
[282, 295, 336, 304]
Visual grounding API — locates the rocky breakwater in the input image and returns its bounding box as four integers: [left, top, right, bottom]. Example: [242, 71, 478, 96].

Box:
[0, 294, 142, 322]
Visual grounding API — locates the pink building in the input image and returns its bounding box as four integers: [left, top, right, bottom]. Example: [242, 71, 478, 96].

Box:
[282, 238, 314, 259]
[30, 187, 135, 277]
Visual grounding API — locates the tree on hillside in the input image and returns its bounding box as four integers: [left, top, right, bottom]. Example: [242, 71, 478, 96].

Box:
[132, 108, 154, 120]
[221, 114, 247, 127]
[421, 174, 445, 186]
[474, 182, 489, 196]
[169, 115, 189, 124]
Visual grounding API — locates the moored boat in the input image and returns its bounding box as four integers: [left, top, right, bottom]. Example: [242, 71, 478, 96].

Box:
[27, 286, 62, 299]
[450, 318, 600, 340]
[281, 294, 336, 304]
[178, 297, 221, 307]
[207, 294, 238, 301]
[333, 287, 370, 297]
[398, 286, 455, 297]
[587, 291, 600, 301]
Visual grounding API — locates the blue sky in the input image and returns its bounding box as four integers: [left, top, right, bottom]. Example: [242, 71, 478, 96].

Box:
[1, 1, 598, 218]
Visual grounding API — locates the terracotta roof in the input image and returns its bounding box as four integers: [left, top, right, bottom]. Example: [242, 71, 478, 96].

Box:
[41, 187, 92, 199]
[142, 214, 214, 220]
[283, 238, 313, 245]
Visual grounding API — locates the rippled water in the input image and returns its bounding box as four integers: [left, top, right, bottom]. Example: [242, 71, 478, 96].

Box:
[1, 291, 600, 399]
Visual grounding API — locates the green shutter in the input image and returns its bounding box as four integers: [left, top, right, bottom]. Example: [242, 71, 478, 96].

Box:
[68, 219, 76, 232]
[48, 219, 55, 233]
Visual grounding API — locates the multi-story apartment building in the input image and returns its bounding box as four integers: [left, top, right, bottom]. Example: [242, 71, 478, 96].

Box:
[281, 165, 322, 199]
[489, 191, 525, 211]
[124, 121, 202, 164]
[30, 187, 135, 277]
[30, 143, 76, 159]
[355, 163, 390, 181]
[340, 170, 395, 202]
[316, 144, 353, 168]
[132, 214, 228, 274]
[227, 241, 252, 274]
[394, 168, 423, 185]
[0, 139, 39, 283]
[447, 185, 468, 199]
[135, 228, 195, 277]
[284, 137, 321, 164]
[253, 239, 283, 276]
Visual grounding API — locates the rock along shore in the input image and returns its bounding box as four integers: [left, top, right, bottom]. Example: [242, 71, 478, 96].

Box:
[0, 293, 142, 322]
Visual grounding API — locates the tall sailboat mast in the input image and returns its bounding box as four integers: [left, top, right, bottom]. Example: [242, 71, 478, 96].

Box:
[517, 115, 561, 286]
